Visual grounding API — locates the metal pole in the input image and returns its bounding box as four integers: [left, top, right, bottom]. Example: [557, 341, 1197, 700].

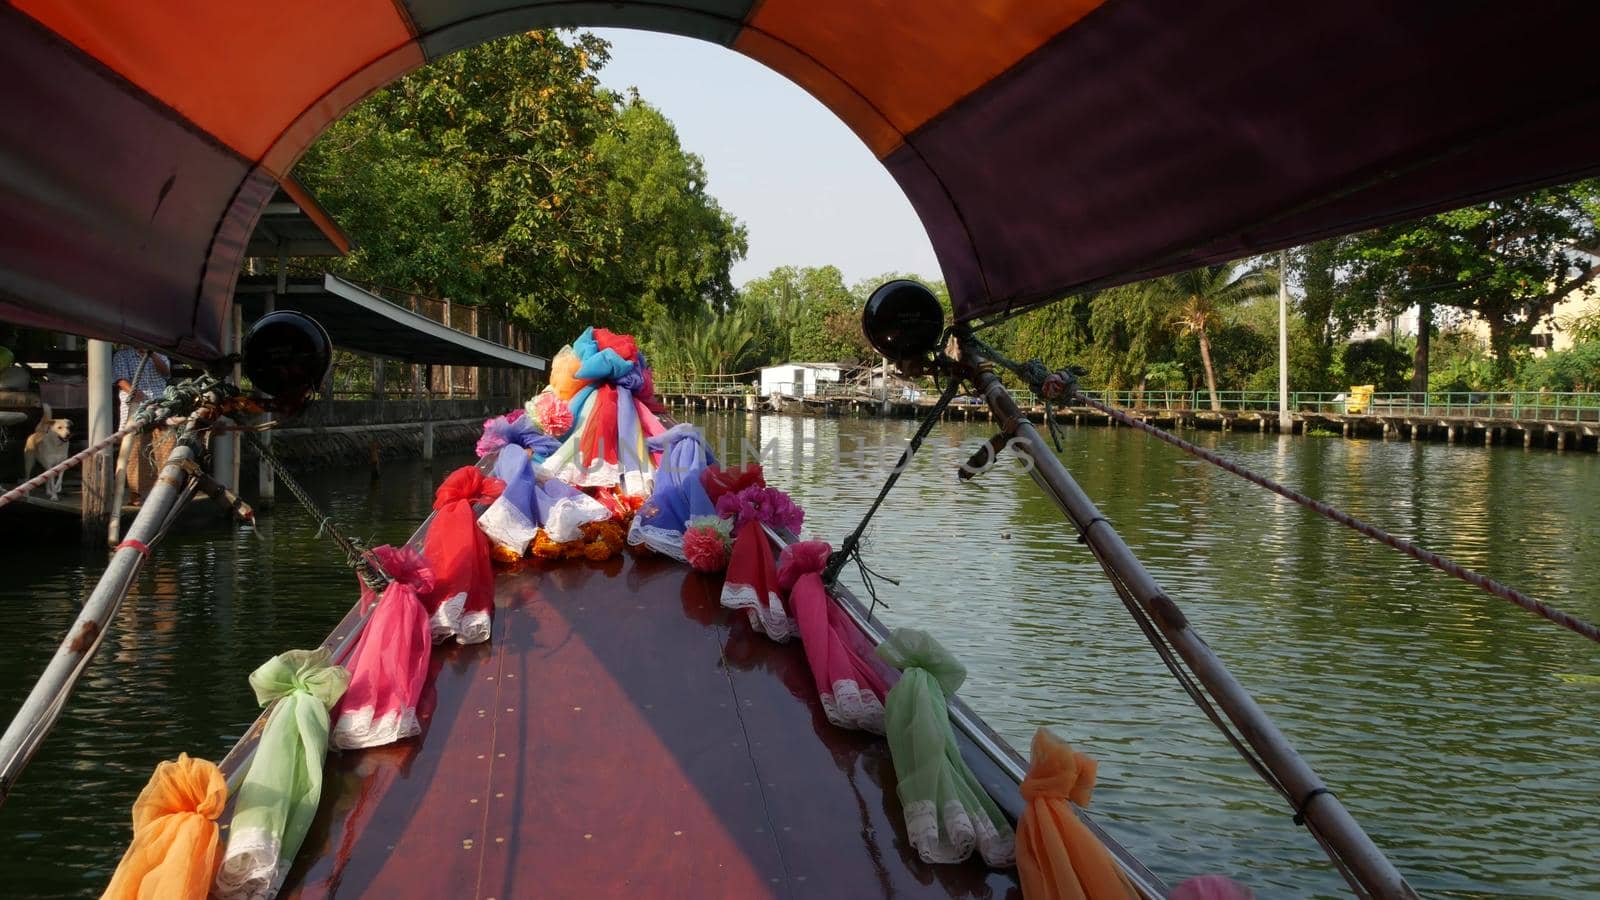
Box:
[0, 434, 203, 803]
[962, 348, 1414, 899]
[1279, 250, 1291, 432]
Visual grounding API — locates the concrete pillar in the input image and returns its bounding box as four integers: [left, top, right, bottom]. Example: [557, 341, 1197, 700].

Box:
[1342, 421, 1351, 438]
[81, 339, 116, 545]
[1524, 429, 1533, 448]
[257, 430, 275, 505]
[422, 420, 436, 462]
[1556, 430, 1567, 451]
[1410, 423, 1419, 441]
[1446, 425, 1456, 443]
[1382, 421, 1391, 439]
[211, 307, 240, 492]
[1484, 428, 1493, 447]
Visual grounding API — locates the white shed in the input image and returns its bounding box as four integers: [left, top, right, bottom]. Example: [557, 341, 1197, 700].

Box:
[758, 363, 844, 398]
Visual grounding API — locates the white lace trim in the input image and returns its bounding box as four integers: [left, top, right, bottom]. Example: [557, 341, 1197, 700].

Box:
[215, 825, 283, 900]
[477, 496, 538, 555]
[458, 609, 492, 645]
[626, 519, 689, 563]
[902, 798, 1016, 868]
[820, 678, 886, 734]
[331, 705, 422, 750]
[543, 494, 610, 544]
[721, 582, 795, 642]
[429, 592, 467, 644]
[545, 458, 621, 488]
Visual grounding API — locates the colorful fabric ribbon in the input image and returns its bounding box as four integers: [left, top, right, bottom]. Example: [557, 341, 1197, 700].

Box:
[721, 520, 794, 641]
[628, 424, 718, 561]
[331, 546, 435, 749]
[537, 327, 665, 496]
[876, 629, 1015, 867]
[103, 754, 226, 900]
[424, 466, 503, 644]
[777, 540, 896, 733]
[215, 649, 350, 900]
[1017, 729, 1138, 899]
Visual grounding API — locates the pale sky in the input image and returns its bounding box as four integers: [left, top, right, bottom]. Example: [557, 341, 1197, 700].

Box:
[590, 28, 941, 290]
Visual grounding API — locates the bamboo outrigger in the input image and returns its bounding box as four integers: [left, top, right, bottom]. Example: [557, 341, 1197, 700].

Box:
[5, 3, 1600, 898]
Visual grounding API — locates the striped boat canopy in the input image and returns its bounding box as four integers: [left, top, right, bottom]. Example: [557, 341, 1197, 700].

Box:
[4, 1, 1599, 358]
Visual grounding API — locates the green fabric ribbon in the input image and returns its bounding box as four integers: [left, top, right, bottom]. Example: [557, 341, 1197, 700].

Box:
[215, 649, 350, 900]
[876, 629, 1015, 867]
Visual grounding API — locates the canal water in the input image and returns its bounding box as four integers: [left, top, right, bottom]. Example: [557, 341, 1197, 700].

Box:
[0, 414, 1595, 897]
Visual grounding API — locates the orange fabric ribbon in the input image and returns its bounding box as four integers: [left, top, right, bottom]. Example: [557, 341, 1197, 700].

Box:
[102, 753, 227, 900]
[1017, 729, 1138, 900]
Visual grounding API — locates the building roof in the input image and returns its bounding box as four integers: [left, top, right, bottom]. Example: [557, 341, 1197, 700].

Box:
[235, 274, 546, 369]
[244, 178, 353, 259]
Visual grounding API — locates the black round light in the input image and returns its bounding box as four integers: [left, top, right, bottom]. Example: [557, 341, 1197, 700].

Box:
[862, 279, 945, 362]
[243, 310, 332, 409]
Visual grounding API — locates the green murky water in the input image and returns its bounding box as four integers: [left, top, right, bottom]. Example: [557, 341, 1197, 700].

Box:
[0, 414, 1595, 897]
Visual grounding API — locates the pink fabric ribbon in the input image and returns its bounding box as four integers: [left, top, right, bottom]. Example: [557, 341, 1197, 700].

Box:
[777, 540, 896, 733]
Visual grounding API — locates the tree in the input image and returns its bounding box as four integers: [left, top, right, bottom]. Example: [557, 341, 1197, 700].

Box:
[1147, 264, 1278, 410]
[295, 31, 746, 351]
[737, 265, 871, 364]
[1341, 181, 1600, 384]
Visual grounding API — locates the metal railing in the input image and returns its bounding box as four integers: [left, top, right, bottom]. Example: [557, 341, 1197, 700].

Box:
[654, 378, 752, 396]
[1049, 389, 1600, 423]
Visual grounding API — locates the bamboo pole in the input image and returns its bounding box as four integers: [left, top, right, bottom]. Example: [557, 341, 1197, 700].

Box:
[0, 429, 205, 804]
[960, 343, 1415, 899]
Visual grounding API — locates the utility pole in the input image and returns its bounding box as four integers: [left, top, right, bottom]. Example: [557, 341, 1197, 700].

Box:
[1278, 250, 1291, 433]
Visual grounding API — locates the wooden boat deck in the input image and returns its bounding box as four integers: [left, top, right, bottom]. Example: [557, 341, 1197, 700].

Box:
[273, 553, 1023, 898]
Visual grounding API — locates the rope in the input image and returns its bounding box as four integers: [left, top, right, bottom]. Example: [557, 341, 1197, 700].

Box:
[960, 331, 1600, 645]
[245, 431, 388, 592]
[0, 422, 142, 509]
[1076, 393, 1600, 645]
[823, 364, 964, 614]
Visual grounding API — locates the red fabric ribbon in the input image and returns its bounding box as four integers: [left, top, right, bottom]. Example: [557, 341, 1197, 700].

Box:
[433, 465, 504, 510]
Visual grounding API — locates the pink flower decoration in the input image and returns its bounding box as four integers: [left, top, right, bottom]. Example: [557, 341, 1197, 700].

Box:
[475, 416, 509, 457]
[715, 484, 805, 534]
[533, 391, 574, 435]
[684, 523, 731, 573]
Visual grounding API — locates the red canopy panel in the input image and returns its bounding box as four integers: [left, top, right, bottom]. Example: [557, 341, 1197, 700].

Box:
[4, 0, 1600, 357]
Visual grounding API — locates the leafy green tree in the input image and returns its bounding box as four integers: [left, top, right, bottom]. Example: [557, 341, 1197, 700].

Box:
[1146, 264, 1278, 409]
[1341, 339, 1412, 391]
[295, 31, 746, 351]
[1340, 181, 1600, 384]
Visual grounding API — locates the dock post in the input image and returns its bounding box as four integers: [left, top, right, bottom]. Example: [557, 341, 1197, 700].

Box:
[1342, 421, 1351, 438]
[81, 339, 116, 545]
[1484, 428, 1493, 447]
[1258, 417, 1266, 432]
[422, 420, 436, 462]
[1524, 428, 1533, 448]
[1410, 423, 1419, 441]
[257, 430, 275, 505]
[1382, 421, 1391, 439]
[1556, 430, 1567, 451]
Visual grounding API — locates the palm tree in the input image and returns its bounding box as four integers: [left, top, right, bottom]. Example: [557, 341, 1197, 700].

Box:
[1152, 263, 1278, 410]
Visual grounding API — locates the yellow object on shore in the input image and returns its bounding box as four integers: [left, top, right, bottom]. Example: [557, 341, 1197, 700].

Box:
[1017, 729, 1138, 900]
[102, 753, 226, 900]
[1346, 384, 1375, 414]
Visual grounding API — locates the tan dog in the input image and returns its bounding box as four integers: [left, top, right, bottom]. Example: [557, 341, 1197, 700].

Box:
[24, 404, 72, 500]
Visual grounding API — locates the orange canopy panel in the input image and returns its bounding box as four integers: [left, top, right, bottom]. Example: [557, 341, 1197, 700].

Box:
[13, 0, 419, 164]
[5, 0, 1600, 359]
[738, 0, 1105, 157]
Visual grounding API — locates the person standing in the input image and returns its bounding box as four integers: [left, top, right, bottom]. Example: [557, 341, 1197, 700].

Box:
[111, 346, 170, 428]
[111, 346, 170, 503]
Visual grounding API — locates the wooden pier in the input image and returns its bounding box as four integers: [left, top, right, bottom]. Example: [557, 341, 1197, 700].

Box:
[655, 385, 1600, 452]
